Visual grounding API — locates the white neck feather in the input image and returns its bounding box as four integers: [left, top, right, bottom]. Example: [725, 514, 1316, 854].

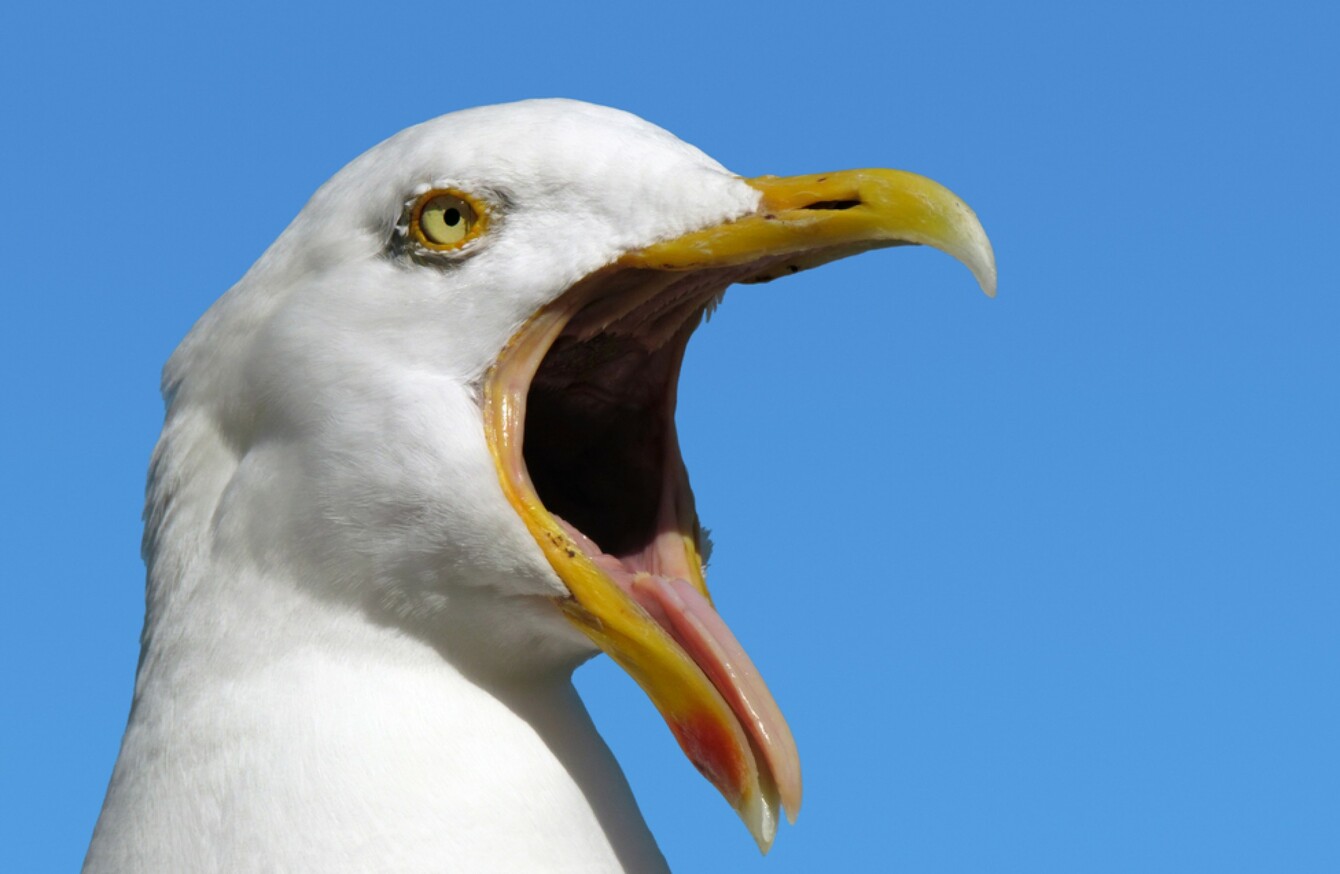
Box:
[85, 407, 669, 873]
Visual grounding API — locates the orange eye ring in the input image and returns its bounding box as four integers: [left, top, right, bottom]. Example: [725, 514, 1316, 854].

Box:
[410, 189, 488, 250]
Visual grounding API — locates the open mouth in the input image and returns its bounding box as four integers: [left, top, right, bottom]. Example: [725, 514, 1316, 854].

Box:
[486, 258, 800, 834]
[483, 168, 996, 851]
[524, 266, 725, 593]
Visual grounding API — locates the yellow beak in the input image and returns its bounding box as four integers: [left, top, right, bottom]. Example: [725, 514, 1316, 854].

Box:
[629, 169, 995, 295]
[483, 168, 994, 852]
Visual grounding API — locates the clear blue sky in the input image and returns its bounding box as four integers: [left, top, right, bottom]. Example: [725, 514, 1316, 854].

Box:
[3, 2, 1336, 871]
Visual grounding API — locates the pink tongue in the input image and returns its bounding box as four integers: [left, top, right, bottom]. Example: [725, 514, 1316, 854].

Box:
[628, 574, 802, 823]
[552, 516, 801, 820]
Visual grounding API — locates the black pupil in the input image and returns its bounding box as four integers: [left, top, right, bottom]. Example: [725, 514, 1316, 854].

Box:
[444, 207, 461, 227]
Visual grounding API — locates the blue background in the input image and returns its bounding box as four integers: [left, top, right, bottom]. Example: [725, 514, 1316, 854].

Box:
[4, 2, 1336, 871]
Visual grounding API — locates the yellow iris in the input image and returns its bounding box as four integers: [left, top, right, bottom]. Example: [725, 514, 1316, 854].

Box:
[413, 191, 482, 249]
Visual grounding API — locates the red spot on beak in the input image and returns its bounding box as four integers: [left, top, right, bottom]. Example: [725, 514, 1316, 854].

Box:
[669, 710, 750, 806]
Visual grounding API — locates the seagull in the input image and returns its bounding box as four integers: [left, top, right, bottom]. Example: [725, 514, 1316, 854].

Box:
[84, 99, 995, 873]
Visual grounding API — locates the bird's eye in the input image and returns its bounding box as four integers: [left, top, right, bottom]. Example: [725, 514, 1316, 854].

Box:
[412, 190, 484, 250]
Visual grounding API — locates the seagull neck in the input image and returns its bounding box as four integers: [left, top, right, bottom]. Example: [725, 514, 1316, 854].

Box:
[89, 412, 670, 873]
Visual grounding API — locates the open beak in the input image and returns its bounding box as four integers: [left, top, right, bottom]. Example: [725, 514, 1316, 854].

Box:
[483, 168, 995, 852]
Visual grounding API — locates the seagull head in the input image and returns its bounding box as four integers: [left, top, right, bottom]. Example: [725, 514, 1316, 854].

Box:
[163, 98, 994, 851]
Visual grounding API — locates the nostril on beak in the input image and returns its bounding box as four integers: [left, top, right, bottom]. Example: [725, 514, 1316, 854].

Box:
[800, 199, 861, 211]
